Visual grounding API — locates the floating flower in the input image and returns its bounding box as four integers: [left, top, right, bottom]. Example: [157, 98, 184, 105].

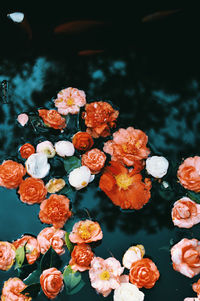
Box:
[82, 101, 119, 138]
[81, 148, 106, 174]
[69, 244, 94, 272]
[1, 277, 31, 301]
[72, 131, 94, 151]
[171, 238, 200, 278]
[122, 245, 145, 269]
[68, 166, 94, 190]
[19, 143, 35, 159]
[0, 241, 16, 271]
[45, 178, 65, 193]
[40, 267, 63, 299]
[103, 127, 150, 166]
[13, 235, 40, 265]
[36, 141, 56, 158]
[0, 160, 26, 189]
[184, 298, 198, 301]
[39, 194, 72, 228]
[38, 109, 66, 130]
[18, 177, 47, 205]
[37, 227, 65, 255]
[17, 113, 29, 127]
[54, 141, 75, 157]
[99, 161, 151, 210]
[54, 87, 86, 115]
[129, 258, 160, 289]
[193, 279, 200, 298]
[69, 219, 103, 244]
[25, 153, 50, 178]
[146, 156, 169, 178]
[171, 197, 200, 228]
[114, 283, 145, 301]
[177, 156, 200, 192]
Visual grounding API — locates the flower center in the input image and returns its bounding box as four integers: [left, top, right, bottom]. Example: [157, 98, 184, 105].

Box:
[115, 173, 133, 190]
[81, 181, 87, 187]
[66, 98, 74, 106]
[78, 225, 92, 240]
[99, 270, 110, 281]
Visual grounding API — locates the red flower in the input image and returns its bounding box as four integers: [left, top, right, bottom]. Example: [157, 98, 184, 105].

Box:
[0, 160, 26, 189]
[69, 244, 94, 272]
[72, 131, 94, 151]
[38, 109, 66, 130]
[18, 177, 47, 205]
[81, 148, 106, 174]
[19, 143, 35, 159]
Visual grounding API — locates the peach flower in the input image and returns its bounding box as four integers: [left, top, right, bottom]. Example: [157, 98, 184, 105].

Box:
[172, 197, 200, 228]
[103, 127, 150, 166]
[1, 277, 31, 301]
[69, 244, 94, 272]
[0, 241, 16, 271]
[177, 156, 200, 192]
[45, 178, 66, 193]
[38, 109, 66, 130]
[69, 220, 103, 244]
[122, 245, 145, 269]
[40, 267, 63, 299]
[17, 113, 29, 127]
[19, 143, 35, 159]
[72, 131, 94, 151]
[81, 148, 106, 174]
[0, 160, 26, 189]
[171, 238, 200, 278]
[54, 87, 86, 115]
[37, 227, 65, 255]
[13, 235, 40, 265]
[18, 177, 47, 205]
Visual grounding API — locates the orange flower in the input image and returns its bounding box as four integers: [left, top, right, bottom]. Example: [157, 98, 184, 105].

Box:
[82, 101, 119, 138]
[177, 156, 200, 192]
[40, 267, 63, 299]
[72, 131, 94, 151]
[1, 277, 31, 301]
[81, 148, 106, 174]
[38, 109, 66, 130]
[19, 143, 35, 159]
[99, 161, 151, 210]
[193, 279, 200, 297]
[69, 220, 103, 244]
[129, 258, 160, 289]
[0, 160, 26, 189]
[0, 241, 16, 271]
[13, 235, 40, 265]
[39, 194, 72, 228]
[69, 244, 94, 272]
[18, 177, 47, 205]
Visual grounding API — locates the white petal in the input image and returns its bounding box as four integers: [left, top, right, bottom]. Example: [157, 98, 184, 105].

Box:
[146, 156, 169, 178]
[25, 153, 50, 178]
[36, 141, 55, 158]
[55, 141, 75, 157]
[68, 166, 91, 190]
[7, 12, 24, 23]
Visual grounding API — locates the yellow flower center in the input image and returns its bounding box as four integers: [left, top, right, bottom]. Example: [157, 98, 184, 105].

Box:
[115, 173, 133, 190]
[99, 270, 110, 281]
[78, 225, 91, 240]
[56, 97, 64, 103]
[122, 144, 128, 152]
[66, 97, 74, 106]
[81, 181, 87, 186]
[135, 141, 141, 149]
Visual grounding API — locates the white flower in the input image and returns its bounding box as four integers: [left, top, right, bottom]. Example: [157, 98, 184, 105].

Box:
[25, 153, 50, 178]
[36, 141, 56, 158]
[146, 156, 169, 178]
[7, 12, 24, 23]
[122, 245, 145, 269]
[114, 283, 144, 301]
[68, 166, 93, 190]
[17, 113, 29, 126]
[55, 141, 75, 157]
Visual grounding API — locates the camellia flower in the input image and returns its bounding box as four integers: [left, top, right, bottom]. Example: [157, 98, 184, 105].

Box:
[171, 197, 200, 228]
[54, 87, 86, 115]
[81, 148, 106, 174]
[72, 131, 94, 151]
[0, 160, 26, 189]
[19, 143, 35, 159]
[38, 109, 66, 130]
[0, 241, 16, 271]
[39, 194, 72, 228]
[177, 156, 200, 192]
[69, 244, 94, 272]
[25, 153, 50, 178]
[129, 258, 160, 289]
[82, 101, 119, 138]
[13, 235, 40, 265]
[36, 141, 56, 158]
[103, 127, 150, 166]
[146, 156, 169, 178]
[1, 277, 31, 301]
[114, 283, 145, 301]
[45, 178, 66, 193]
[37, 227, 66, 255]
[171, 238, 200, 278]
[99, 161, 151, 210]
[18, 177, 47, 205]
[54, 140, 75, 157]
[68, 166, 94, 190]
[17, 113, 29, 126]
[122, 245, 145, 269]
[193, 279, 200, 299]
[40, 267, 63, 299]
[69, 219, 103, 244]
[184, 298, 198, 301]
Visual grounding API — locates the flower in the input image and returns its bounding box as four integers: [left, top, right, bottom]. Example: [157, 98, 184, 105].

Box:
[54, 140, 75, 157]
[145, 156, 169, 178]
[72, 131, 94, 151]
[0, 160, 26, 189]
[69, 244, 94, 271]
[171, 197, 200, 228]
[129, 258, 160, 289]
[82, 101, 119, 138]
[68, 166, 94, 190]
[19, 143, 35, 159]
[184, 298, 198, 301]
[37, 227, 65, 255]
[0, 241, 16, 271]
[81, 148, 106, 174]
[18, 177, 47, 205]
[1, 277, 31, 301]
[36, 141, 56, 158]
[177, 156, 200, 192]
[13, 235, 40, 265]
[45, 178, 66, 193]
[39, 194, 72, 228]
[69, 219, 103, 244]
[40, 267, 63, 299]
[193, 279, 200, 298]
[171, 238, 200, 278]
[122, 245, 145, 269]
[54, 87, 86, 115]
[89, 256, 124, 297]
[25, 153, 50, 178]
[99, 161, 151, 210]
[114, 283, 145, 301]
[17, 113, 29, 126]
[103, 127, 150, 166]
[38, 109, 66, 130]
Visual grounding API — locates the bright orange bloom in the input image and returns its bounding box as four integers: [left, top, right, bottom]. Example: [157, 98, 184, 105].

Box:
[40, 268, 63, 299]
[13, 235, 40, 265]
[72, 131, 94, 151]
[193, 279, 200, 297]
[81, 148, 106, 174]
[18, 177, 47, 205]
[99, 161, 151, 210]
[177, 156, 200, 192]
[69, 220, 103, 244]
[69, 244, 94, 272]
[19, 143, 35, 159]
[0, 160, 26, 189]
[38, 109, 66, 130]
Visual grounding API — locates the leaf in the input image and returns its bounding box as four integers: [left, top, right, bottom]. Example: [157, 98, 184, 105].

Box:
[17, 262, 37, 280]
[187, 191, 200, 204]
[63, 265, 85, 295]
[21, 283, 41, 298]
[68, 280, 85, 295]
[24, 269, 41, 285]
[63, 156, 81, 173]
[40, 247, 61, 271]
[59, 185, 74, 199]
[65, 232, 74, 253]
[15, 246, 25, 269]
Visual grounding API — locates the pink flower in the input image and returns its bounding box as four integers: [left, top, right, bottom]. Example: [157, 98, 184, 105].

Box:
[1, 277, 31, 301]
[0, 241, 16, 271]
[40, 267, 63, 299]
[37, 227, 65, 255]
[13, 235, 40, 265]
[69, 220, 103, 244]
[177, 156, 200, 192]
[54, 87, 86, 115]
[17, 113, 29, 126]
[89, 257, 124, 297]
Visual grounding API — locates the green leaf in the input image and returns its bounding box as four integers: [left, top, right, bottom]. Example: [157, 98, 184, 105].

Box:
[21, 283, 41, 298]
[40, 247, 61, 271]
[65, 232, 74, 253]
[24, 269, 41, 285]
[68, 280, 85, 295]
[63, 156, 81, 173]
[187, 191, 200, 204]
[17, 262, 37, 280]
[15, 246, 25, 269]
[63, 265, 85, 295]
[59, 185, 74, 199]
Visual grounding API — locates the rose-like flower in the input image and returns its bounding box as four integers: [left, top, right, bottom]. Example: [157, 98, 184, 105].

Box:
[177, 156, 200, 192]
[69, 219, 103, 244]
[129, 258, 160, 289]
[36, 141, 56, 158]
[39, 194, 72, 228]
[122, 245, 145, 269]
[19, 143, 35, 159]
[54, 87, 86, 115]
[1, 277, 31, 301]
[146, 156, 169, 178]
[72, 131, 94, 151]
[114, 283, 144, 301]
[45, 178, 65, 193]
[17, 113, 29, 126]
[25, 153, 50, 178]
[0, 160, 26, 189]
[18, 177, 47, 205]
[37, 227, 65, 255]
[54, 140, 75, 157]
[81, 148, 106, 174]
[172, 197, 200, 228]
[13, 235, 40, 265]
[40, 267, 63, 299]
[0, 241, 16, 271]
[38, 109, 66, 130]
[193, 279, 200, 298]
[69, 244, 94, 271]
[68, 166, 94, 190]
